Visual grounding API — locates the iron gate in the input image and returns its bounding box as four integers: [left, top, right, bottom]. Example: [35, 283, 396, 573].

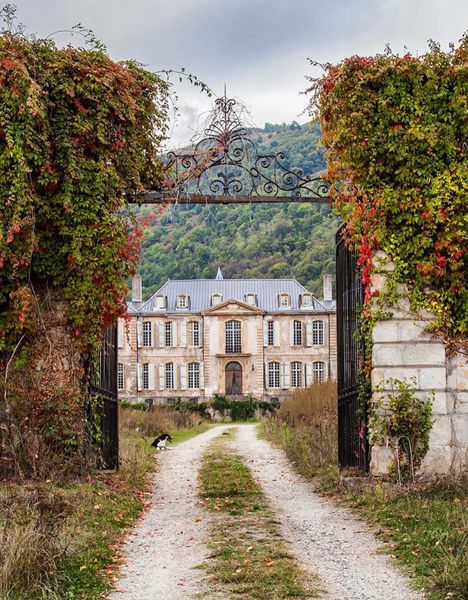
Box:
[88, 324, 119, 470]
[336, 227, 368, 470]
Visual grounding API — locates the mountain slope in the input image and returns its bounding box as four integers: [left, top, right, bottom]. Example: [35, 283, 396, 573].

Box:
[138, 122, 340, 298]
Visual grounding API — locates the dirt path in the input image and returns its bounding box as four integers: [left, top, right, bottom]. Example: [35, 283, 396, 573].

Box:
[110, 425, 231, 600]
[235, 423, 421, 600]
[111, 424, 421, 600]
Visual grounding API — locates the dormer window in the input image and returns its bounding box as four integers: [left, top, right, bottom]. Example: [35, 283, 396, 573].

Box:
[301, 293, 313, 308]
[278, 293, 291, 308]
[211, 293, 223, 306]
[177, 294, 188, 309]
[154, 294, 166, 310]
[245, 293, 257, 306]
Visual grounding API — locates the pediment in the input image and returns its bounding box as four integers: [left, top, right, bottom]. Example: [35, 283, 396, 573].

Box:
[202, 299, 264, 315]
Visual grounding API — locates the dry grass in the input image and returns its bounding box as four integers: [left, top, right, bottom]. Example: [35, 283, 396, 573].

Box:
[262, 380, 338, 478]
[119, 405, 201, 437]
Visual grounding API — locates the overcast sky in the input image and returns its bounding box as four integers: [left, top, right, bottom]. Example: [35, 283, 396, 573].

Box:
[13, 0, 467, 146]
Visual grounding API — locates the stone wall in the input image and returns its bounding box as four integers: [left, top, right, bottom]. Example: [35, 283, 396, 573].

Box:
[369, 253, 467, 475]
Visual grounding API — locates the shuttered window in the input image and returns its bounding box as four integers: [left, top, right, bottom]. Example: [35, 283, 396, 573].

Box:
[313, 361, 325, 383]
[226, 320, 241, 353]
[293, 320, 302, 346]
[312, 320, 324, 345]
[188, 363, 200, 389]
[268, 362, 280, 388]
[291, 361, 303, 388]
[188, 321, 200, 346]
[165, 363, 175, 389]
[117, 363, 124, 390]
[142, 321, 152, 347]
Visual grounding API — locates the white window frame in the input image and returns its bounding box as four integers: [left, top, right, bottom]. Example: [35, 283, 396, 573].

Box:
[117, 363, 124, 390]
[188, 362, 200, 389]
[226, 320, 241, 353]
[268, 362, 280, 388]
[313, 361, 325, 383]
[301, 293, 313, 307]
[188, 321, 200, 347]
[245, 293, 257, 306]
[165, 363, 175, 390]
[267, 321, 274, 346]
[278, 293, 291, 308]
[155, 294, 166, 310]
[142, 321, 152, 347]
[312, 320, 324, 346]
[293, 320, 303, 346]
[142, 363, 149, 389]
[212, 293, 223, 306]
[177, 294, 188, 309]
[165, 321, 173, 347]
[291, 361, 303, 388]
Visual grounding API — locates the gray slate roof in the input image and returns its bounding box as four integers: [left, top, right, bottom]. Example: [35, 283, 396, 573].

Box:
[129, 277, 335, 314]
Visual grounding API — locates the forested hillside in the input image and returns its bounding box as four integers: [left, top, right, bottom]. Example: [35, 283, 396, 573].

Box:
[138, 122, 340, 299]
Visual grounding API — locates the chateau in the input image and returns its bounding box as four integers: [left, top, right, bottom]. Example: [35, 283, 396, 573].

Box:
[117, 270, 336, 404]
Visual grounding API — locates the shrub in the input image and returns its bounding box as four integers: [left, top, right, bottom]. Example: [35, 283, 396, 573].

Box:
[262, 381, 338, 476]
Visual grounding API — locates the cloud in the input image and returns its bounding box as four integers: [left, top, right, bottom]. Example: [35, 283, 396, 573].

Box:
[14, 0, 468, 143]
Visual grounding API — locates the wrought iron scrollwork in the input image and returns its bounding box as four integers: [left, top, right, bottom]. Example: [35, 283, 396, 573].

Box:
[163, 93, 330, 200]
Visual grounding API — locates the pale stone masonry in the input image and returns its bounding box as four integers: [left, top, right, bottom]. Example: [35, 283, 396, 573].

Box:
[118, 271, 336, 404]
[370, 251, 468, 475]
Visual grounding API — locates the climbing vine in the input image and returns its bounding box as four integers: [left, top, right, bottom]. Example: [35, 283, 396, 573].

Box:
[309, 37, 467, 347]
[0, 17, 171, 476]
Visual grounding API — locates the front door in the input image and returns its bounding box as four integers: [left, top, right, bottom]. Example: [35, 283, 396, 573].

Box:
[225, 361, 243, 395]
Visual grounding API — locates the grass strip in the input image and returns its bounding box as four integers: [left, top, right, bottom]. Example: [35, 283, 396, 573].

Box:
[198, 430, 321, 599]
[261, 420, 468, 600]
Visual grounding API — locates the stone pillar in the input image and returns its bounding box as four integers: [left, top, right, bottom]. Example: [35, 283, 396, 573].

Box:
[369, 252, 467, 476]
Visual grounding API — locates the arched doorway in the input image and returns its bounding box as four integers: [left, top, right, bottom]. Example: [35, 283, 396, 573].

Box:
[225, 361, 243, 395]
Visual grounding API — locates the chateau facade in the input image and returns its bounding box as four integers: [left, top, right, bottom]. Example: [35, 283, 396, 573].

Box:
[118, 270, 336, 404]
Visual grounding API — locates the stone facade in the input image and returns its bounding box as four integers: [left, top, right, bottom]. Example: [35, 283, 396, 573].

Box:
[118, 273, 336, 404]
[369, 252, 468, 475]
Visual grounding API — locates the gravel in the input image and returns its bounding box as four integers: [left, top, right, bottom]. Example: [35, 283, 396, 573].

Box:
[111, 423, 421, 599]
[110, 425, 231, 600]
[235, 423, 422, 600]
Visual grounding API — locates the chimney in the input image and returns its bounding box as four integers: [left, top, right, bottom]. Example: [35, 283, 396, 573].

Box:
[323, 274, 333, 302]
[132, 274, 142, 302]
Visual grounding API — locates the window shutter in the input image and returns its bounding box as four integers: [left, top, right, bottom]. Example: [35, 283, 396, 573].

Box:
[158, 364, 165, 391]
[263, 321, 268, 347]
[281, 362, 290, 389]
[173, 363, 178, 389]
[306, 321, 313, 347]
[136, 320, 143, 348]
[180, 363, 187, 390]
[289, 321, 294, 346]
[273, 321, 280, 347]
[180, 321, 187, 347]
[117, 319, 124, 348]
[158, 322, 165, 347]
[199, 362, 205, 389]
[199, 324, 203, 347]
[137, 363, 143, 391]
[306, 362, 313, 386]
[148, 364, 155, 391]
[172, 322, 178, 348]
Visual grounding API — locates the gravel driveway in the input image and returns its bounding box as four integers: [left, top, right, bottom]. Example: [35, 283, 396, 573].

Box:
[111, 423, 421, 599]
[235, 423, 422, 600]
[110, 425, 231, 600]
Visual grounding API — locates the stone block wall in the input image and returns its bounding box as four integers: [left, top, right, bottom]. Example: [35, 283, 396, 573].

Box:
[369, 254, 467, 475]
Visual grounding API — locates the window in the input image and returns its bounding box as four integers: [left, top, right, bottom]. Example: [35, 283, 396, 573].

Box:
[313, 361, 325, 383]
[117, 363, 124, 390]
[177, 294, 188, 309]
[165, 363, 175, 389]
[245, 293, 257, 306]
[267, 321, 274, 346]
[301, 293, 312, 307]
[155, 295, 166, 309]
[188, 362, 200, 389]
[142, 321, 152, 347]
[212, 293, 223, 306]
[188, 321, 200, 346]
[142, 363, 149, 389]
[278, 293, 291, 308]
[268, 362, 280, 388]
[291, 361, 303, 388]
[226, 320, 241, 353]
[312, 320, 324, 345]
[165, 322, 173, 347]
[293, 320, 302, 346]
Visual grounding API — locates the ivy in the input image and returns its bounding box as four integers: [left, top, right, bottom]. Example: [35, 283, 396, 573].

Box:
[309, 37, 467, 347]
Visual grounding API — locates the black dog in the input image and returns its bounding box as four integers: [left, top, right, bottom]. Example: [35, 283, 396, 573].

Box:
[151, 433, 173, 451]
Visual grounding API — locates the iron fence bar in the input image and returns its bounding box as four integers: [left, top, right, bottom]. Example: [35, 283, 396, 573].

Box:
[127, 192, 330, 205]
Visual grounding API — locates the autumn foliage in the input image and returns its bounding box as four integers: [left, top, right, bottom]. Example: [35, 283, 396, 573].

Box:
[0, 30, 169, 477]
[309, 37, 467, 341]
